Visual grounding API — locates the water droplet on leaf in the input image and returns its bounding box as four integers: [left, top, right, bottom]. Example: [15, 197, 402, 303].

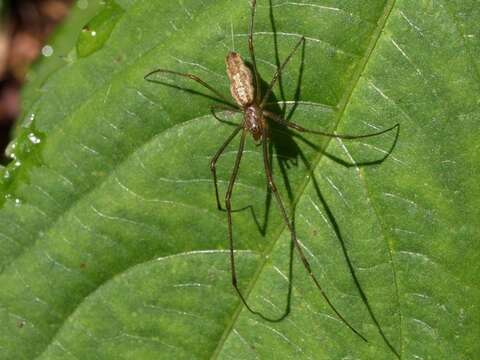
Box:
[41, 45, 54, 57]
[77, 0, 89, 10]
[0, 112, 46, 193]
[28, 133, 41, 144]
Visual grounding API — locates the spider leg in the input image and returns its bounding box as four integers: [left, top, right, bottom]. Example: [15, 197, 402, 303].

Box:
[265, 110, 400, 140]
[248, 0, 261, 100]
[260, 126, 368, 342]
[144, 68, 237, 108]
[210, 125, 243, 210]
[210, 105, 242, 127]
[224, 129, 261, 314]
[261, 36, 306, 108]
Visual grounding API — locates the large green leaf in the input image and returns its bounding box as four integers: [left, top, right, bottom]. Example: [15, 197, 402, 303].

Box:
[1, 0, 479, 358]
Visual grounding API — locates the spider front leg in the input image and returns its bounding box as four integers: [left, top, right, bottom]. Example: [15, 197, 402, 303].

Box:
[144, 68, 237, 108]
[261, 36, 305, 108]
[264, 110, 400, 139]
[248, 0, 261, 100]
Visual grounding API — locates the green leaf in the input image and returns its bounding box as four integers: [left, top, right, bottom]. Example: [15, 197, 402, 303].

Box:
[76, 1, 125, 58]
[1, 0, 479, 359]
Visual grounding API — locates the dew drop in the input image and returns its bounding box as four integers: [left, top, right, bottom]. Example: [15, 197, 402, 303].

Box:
[28, 133, 41, 145]
[41, 45, 54, 57]
[23, 113, 36, 128]
[14, 198, 22, 207]
[5, 141, 16, 159]
[77, 0, 89, 10]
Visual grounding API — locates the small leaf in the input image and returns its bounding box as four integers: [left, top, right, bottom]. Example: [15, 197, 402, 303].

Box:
[76, 1, 125, 58]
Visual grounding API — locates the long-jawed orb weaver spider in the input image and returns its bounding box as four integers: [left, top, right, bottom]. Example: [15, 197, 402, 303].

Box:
[145, 0, 399, 342]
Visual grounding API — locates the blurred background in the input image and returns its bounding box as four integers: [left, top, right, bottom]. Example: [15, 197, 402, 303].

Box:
[0, 0, 73, 163]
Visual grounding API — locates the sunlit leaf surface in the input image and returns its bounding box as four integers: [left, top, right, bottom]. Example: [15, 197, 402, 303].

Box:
[0, 0, 478, 359]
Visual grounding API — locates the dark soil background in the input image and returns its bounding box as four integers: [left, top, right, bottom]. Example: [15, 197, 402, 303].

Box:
[0, 0, 73, 163]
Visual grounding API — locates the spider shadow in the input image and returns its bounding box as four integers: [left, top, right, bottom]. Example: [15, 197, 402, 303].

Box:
[260, 65, 401, 358]
[253, 0, 400, 356]
[265, 119, 399, 357]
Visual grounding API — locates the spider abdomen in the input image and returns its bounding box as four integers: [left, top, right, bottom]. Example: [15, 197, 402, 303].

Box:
[226, 52, 255, 107]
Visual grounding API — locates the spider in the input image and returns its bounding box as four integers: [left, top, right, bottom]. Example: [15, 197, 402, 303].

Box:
[145, 0, 398, 342]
